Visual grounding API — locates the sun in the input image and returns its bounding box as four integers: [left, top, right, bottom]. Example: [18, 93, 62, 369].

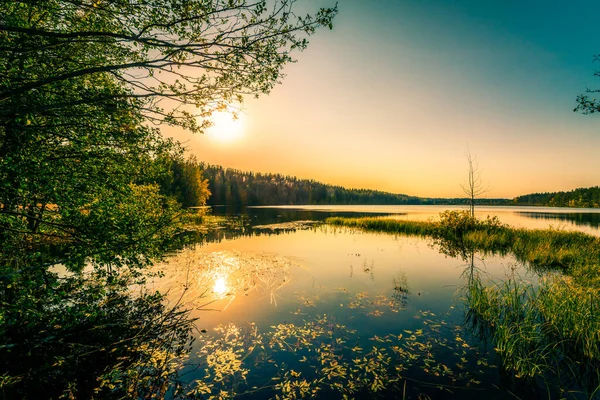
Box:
[207, 109, 244, 141]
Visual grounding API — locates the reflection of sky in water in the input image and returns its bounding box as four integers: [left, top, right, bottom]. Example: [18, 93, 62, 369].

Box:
[148, 207, 600, 397]
[154, 227, 537, 331]
[152, 227, 541, 395]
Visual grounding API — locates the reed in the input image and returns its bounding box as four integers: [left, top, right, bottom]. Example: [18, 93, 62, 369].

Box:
[325, 216, 437, 237]
[465, 273, 600, 394]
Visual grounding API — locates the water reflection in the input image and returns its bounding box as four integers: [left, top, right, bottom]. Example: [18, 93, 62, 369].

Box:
[516, 211, 600, 229]
[224, 205, 600, 236]
[391, 272, 410, 311]
[183, 206, 600, 253]
[153, 208, 600, 398]
[151, 250, 295, 318]
[218, 205, 400, 225]
[156, 223, 551, 398]
[212, 276, 228, 297]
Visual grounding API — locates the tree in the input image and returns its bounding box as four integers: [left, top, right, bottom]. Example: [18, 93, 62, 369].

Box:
[0, 1, 337, 396]
[0, 0, 337, 132]
[461, 151, 489, 218]
[0, 0, 337, 268]
[165, 155, 211, 208]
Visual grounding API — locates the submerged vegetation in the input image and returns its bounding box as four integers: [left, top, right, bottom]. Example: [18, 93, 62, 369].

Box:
[188, 311, 495, 399]
[326, 211, 600, 396]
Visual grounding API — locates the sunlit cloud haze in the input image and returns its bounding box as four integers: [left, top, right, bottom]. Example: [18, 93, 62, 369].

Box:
[164, 0, 600, 198]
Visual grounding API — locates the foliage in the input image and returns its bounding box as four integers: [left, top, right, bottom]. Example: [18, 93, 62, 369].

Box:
[435, 211, 504, 258]
[201, 163, 421, 206]
[436, 210, 503, 241]
[0, 0, 336, 271]
[0, 2, 184, 273]
[575, 54, 600, 114]
[203, 164, 600, 208]
[158, 155, 211, 208]
[465, 273, 600, 396]
[0, 0, 337, 133]
[0, 0, 338, 396]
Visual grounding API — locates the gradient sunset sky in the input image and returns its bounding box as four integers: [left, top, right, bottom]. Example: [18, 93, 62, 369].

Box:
[165, 0, 600, 198]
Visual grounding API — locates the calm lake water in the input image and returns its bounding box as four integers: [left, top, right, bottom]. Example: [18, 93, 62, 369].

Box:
[247, 204, 600, 236]
[152, 206, 600, 399]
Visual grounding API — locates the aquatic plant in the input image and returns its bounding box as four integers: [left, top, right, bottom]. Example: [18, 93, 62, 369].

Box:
[187, 312, 495, 399]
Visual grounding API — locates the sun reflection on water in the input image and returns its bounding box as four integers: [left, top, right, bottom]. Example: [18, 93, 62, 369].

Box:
[155, 250, 294, 313]
[213, 276, 228, 297]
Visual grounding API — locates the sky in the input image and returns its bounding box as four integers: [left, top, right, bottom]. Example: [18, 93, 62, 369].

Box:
[164, 0, 600, 199]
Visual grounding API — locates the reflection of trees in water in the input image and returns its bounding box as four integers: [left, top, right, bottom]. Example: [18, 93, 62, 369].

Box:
[2, 216, 303, 398]
[1, 273, 195, 399]
[391, 271, 410, 311]
[517, 211, 600, 229]
[213, 207, 398, 227]
[178, 224, 306, 247]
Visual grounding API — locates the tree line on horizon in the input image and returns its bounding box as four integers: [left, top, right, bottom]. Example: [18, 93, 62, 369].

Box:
[168, 161, 600, 209]
[190, 163, 509, 207]
[512, 186, 600, 208]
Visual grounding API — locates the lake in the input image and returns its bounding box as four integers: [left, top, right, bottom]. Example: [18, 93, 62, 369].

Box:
[151, 205, 600, 399]
[246, 204, 600, 236]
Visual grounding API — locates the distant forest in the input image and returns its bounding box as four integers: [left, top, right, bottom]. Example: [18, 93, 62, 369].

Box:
[512, 186, 600, 208]
[165, 161, 600, 208]
[198, 163, 509, 207]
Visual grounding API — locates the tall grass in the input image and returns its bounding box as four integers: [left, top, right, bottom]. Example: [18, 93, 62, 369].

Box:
[465, 273, 600, 395]
[325, 216, 437, 237]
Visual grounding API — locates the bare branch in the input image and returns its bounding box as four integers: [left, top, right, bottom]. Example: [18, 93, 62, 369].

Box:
[461, 151, 490, 217]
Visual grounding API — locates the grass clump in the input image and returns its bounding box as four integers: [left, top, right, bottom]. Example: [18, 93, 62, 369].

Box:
[325, 216, 437, 237]
[466, 275, 554, 379]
